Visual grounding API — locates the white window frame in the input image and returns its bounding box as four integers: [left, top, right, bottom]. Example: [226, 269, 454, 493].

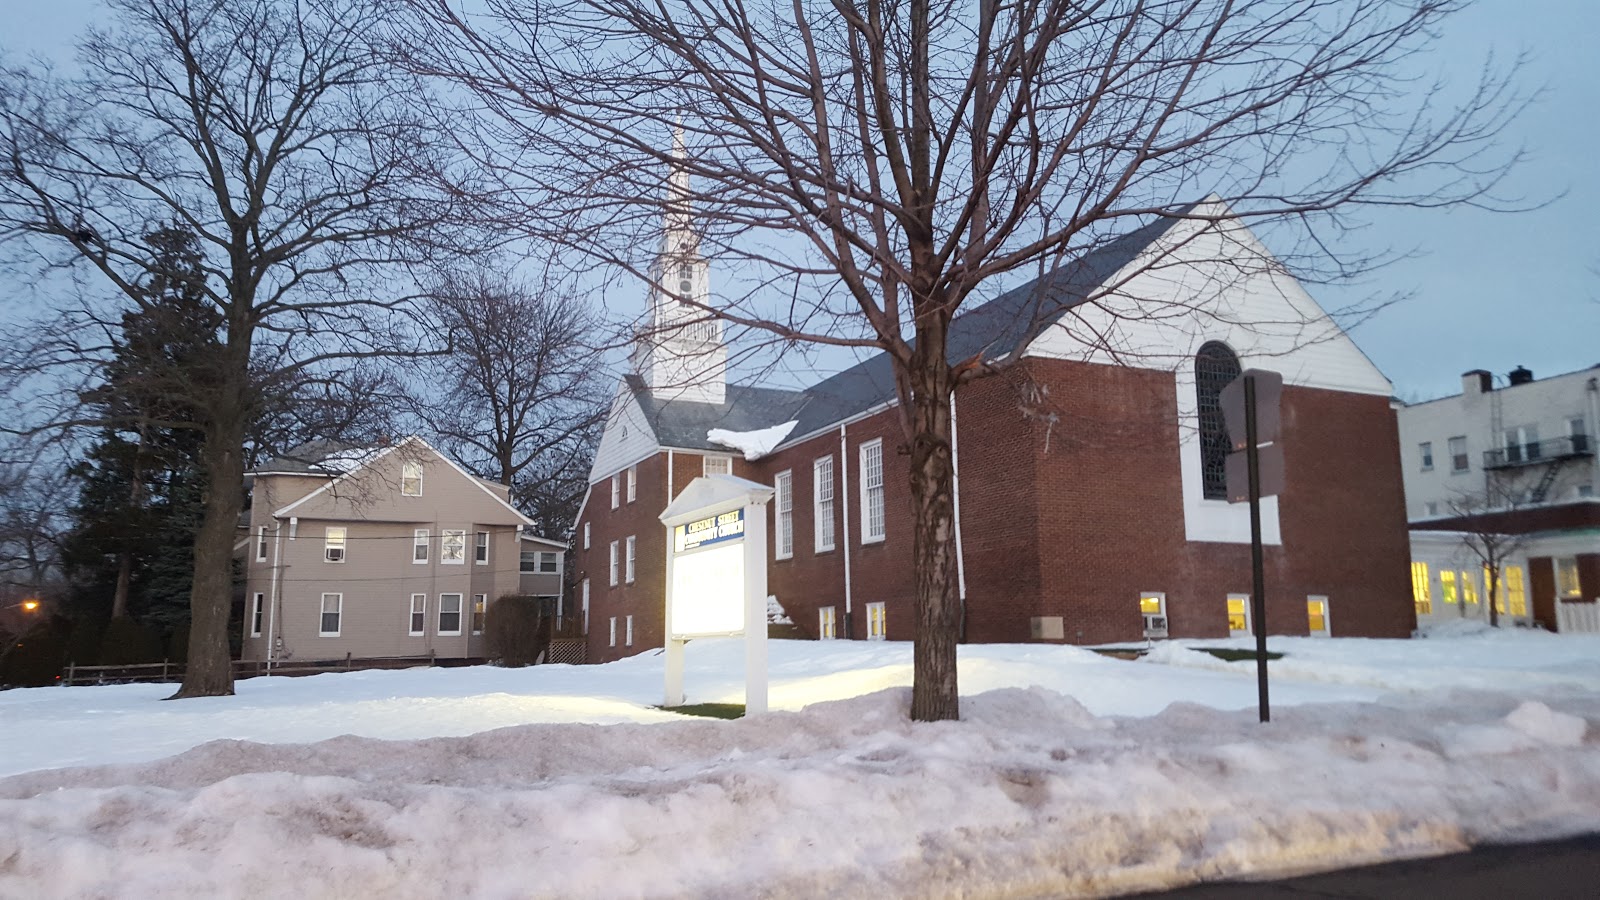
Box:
[813, 456, 835, 552]
[255, 526, 268, 562]
[581, 578, 590, 633]
[413, 528, 429, 564]
[609, 616, 618, 647]
[583, 521, 590, 549]
[1226, 593, 1251, 636]
[324, 527, 347, 563]
[818, 606, 837, 640]
[319, 593, 342, 637]
[625, 535, 636, 584]
[611, 474, 620, 509]
[1418, 442, 1433, 472]
[1448, 435, 1469, 473]
[401, 460, 424, 497]
[472, 594, 487, 634]
[438, 593, 463, 636]
[703, 454, 732, 476]
[774, 470, 794, 560]
[539, 552, 558, 574]
[251, 592, 264, 637]
[1307, 595, 1331, 637]
[1556, 557, 1582, 599]
[625, 614, 634, 647]
[866, 601, 887, 640]
[859, 439, 885, 544]
[440, 529, 466, 564]
[475, 531, 489, 564]
[626, 465, 637, 503]
[609, 540, 619, 586]
[409, 593, 427, 636]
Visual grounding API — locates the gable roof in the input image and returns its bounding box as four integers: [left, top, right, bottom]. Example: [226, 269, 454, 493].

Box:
[624, 209, 1188, 453]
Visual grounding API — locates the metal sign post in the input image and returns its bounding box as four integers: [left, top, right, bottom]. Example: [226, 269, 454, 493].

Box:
[1221, 368, 1285, 724]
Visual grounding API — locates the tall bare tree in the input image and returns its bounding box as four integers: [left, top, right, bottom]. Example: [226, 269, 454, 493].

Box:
[412, 267, 607, 537]
[0, 0, 471, 697]
[404, 0, 1522, 720]
[1444, 483, 1532, 628]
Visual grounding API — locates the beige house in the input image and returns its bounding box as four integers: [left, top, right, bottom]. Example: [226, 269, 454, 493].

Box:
[241, 437, 543, 663]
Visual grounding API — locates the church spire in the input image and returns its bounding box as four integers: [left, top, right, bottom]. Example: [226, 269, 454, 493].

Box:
[662, 123, 697, 258]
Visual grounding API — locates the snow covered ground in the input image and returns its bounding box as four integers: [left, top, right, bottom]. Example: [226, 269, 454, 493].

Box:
[2, 626, 1599, 898]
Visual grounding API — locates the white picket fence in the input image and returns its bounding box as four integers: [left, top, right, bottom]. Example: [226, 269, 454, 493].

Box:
[1556, 600, 1600, 634]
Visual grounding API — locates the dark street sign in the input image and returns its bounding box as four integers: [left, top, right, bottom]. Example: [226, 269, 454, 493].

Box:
[1221, 369, 1283, 449]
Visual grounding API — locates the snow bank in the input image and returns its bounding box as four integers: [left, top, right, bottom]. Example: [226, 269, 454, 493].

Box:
[706, 420, 797, 460]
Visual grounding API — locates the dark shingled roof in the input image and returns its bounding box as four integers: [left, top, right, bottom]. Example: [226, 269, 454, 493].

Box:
[248, 440, 368, 476]
[631, 211, 1186, 452]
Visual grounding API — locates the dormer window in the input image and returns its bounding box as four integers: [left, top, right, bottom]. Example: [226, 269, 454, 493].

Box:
[401, 460, 423, 496]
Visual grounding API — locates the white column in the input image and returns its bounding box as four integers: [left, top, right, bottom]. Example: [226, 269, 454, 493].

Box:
[743, 500, 769, 714]
[663, 522, 684, 706]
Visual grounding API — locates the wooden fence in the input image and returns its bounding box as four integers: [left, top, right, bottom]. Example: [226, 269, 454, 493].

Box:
[61, 653, 441, 687]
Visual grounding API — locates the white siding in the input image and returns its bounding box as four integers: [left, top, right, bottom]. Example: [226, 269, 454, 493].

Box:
[589, 386, 661, 485]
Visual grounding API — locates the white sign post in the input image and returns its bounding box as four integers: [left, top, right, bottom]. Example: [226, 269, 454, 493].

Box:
[659, 474, 774, 714]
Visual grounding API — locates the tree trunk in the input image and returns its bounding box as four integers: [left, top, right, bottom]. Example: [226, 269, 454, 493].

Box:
[168, 410, 245, 698]
[1487, 566, 1500, 628]
[906, 326, 961, 723]
[110, 553, 133, 620]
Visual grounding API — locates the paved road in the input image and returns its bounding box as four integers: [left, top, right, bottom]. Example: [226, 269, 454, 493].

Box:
[1132, 833, 1600, 898]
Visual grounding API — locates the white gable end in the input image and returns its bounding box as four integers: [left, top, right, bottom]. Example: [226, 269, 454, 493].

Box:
[589, 385, 662, 484]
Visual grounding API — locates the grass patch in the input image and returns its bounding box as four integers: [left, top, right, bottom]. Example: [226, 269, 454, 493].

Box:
[1197, 647, 1284, 662]
[660, 702, 745, 719]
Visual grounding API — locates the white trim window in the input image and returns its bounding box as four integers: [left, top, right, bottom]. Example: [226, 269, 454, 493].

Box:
[1226, 594, 1251, 636]
[475, 531, 489, 564]
[627, 465, 637, 503]
[609, 616, 618, 647]
[583, 521, 590, 549]
[1557, 557, 1582, 599]
[860, 439, 885, 543]
[1418, 442, 1433, 472]
[401, 460, 424, 497]
[472, 594, 487, 634]
[625, 614, 634, 647]
[818, 606, 837, 640]
[866, 601, 887, 640]
[440, 529, 466, 564]
[703, 455, 731, 476]
[256, 526, 268, 562]
[251, 592, 264, 637]
[609, 540, 619, 586]
[1448, 435, 1469, 473]
[319, 593, 342, 636]
[409, 593, 427, 636]
[774, 470, 794, 559]
[1307, 595, 1331, 637]
[611, 474, 620, 509]
[438, 593, 463, 635]
[625, 535, 636, 584]
[413, 529, 429, 563]
[324, 527, 347, 563]
[539, 552, 558, 574]
[581, 579, 590, 633]
[813, 456, 835, 552]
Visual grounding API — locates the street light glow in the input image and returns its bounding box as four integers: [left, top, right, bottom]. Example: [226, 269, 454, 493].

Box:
[21, 599, 39, 611]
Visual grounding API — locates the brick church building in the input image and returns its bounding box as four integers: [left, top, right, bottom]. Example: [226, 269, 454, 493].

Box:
[573, 180, 1415, 663]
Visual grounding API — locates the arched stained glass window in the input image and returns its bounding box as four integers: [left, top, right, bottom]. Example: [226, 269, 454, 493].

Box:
[1195, 341, 1241, 500]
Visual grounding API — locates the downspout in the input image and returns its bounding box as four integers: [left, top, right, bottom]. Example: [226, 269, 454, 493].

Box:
[1587, 379, 1599, 496]
[266, 519, 284, 673]
[950, 392, 968, 642]
[839, 424, 854, 638]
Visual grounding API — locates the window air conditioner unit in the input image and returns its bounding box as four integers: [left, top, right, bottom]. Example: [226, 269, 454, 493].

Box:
[1142, 614, 1168, 638]
[325, 547, 345, 563]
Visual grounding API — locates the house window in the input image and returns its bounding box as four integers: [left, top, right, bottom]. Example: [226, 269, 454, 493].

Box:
[256, 526, 268, 562]
[401, 460, 423, 496]
[703, 455, 731, 476]
[1419, 442, 1434, 472]
[1570, 417, 1590, 454]
[324, 527, 347, 563]
[472, 594, 487, 634]
[438, 593, 463, 635]
[866, 601, 887, 640]
[611, 474, 620, 508]
[476, 531, 489, 564]
[1440, 569, 1458, 605]
[520, 550, 537, 573]
[1460, 570, 1479, 606]
[860, 439, 885, 543]
[1226, 594, 1250, 636]
[609, 540, 619, 586]
[1307, 596, 1330, 636]
[626, 465, 637, 503]
[814, 456, 835, 552]
[319, 593, 342, 636]
[1503, 565, 1528, 616]
[540, 552, 558, 574]
[609, 616, 617, 647]
[625, 535, 636, 584]
[1503, 425, 1540, 464]
[1448, 436, 1469, 472]
[1195, 341, 1241, 500]
[581, 579, 590, 632]
[413, 529, 429, 563]
[1557, 557, 1582, 599]
[1411, 562, 1432, 615]
[441, 529, 466, 564]
[410, 594, 427, 635]
[774, 470, 793, 559]
[1425, 501, 1439, 517]
[583, 521, 590, 549]
[818, 606, 837, 640]
[251, 593, 264, 637]
[625, 614, 634, 646]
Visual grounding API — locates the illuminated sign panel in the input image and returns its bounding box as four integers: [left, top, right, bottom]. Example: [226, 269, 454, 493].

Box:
[675, 508, 745, 552]
[669, 508, 747, 638]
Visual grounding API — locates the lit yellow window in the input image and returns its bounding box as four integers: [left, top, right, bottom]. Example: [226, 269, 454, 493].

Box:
[1440, 570, 1457, 605]
[1505, 566, 1528, 617]
[1460, 571, 1478, 606]
[1140, 595, 1164, 615]
[1411, 562, 1432, 615]
[1307, 598, 1328, 634]
[1226, 597, 1249, 633]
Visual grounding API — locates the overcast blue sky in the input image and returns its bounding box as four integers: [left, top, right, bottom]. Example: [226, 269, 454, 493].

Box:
[6, 0, 1596, 402]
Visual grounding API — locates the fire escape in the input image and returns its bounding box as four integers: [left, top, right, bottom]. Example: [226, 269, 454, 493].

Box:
[1482, 433, 1595, 502]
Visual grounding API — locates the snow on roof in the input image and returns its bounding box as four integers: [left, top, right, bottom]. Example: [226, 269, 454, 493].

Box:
[313, 447, 387, 473]
[707, 420, 797, 460]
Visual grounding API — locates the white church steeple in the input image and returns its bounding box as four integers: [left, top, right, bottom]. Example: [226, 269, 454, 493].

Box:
[632, 125, 726, 405]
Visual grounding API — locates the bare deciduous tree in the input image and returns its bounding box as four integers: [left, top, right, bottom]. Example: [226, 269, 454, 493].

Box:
[403, 0, 1523, 720]
[0, 0, 473, 697]
[1444, 482, 1532, 627]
